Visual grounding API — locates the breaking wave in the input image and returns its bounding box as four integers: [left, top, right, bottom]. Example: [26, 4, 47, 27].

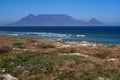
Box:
[0, 28, 120, 45]
[0, 31, 74, 39]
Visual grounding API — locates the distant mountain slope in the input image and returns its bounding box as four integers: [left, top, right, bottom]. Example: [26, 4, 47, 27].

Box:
[86, 18, 103, 25]
[9, 14, 103, 26]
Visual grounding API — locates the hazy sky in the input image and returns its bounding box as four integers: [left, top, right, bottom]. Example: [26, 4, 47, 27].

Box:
[0, 0, 120, 24]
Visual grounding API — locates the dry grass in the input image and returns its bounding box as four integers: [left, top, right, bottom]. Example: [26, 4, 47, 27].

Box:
[0, 36, 120, 80]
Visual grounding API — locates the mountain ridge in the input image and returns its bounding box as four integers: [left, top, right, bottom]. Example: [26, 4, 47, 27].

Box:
[8, 14, 103, 26]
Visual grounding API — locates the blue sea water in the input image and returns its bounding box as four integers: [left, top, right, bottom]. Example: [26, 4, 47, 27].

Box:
[0, 26, 120, 45]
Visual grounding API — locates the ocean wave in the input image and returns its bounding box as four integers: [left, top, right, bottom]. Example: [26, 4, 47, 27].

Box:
[0, 31, 72, 39]
[38, 33, 71, 38]
[0, 31, 120, 45]
[8, 34, 19, 36]
[76, 35, 85, 37]
[24, 32, 48, 35]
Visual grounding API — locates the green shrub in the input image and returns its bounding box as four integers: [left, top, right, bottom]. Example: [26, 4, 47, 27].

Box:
[36, 44, 55, 49]
[13, 42, 25, 48]
[16, 51, 32, 62]
[58, 47, 76, 53]
[57, 71, 77, 80]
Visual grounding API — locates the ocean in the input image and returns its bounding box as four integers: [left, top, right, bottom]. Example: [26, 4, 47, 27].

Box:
[0, 26, 120, 45]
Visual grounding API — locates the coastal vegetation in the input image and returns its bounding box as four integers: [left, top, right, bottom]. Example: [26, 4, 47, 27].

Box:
[0, 36, 120, 80]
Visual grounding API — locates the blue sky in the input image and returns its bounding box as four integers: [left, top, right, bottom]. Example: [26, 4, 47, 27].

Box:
[0, 0, 120, 25]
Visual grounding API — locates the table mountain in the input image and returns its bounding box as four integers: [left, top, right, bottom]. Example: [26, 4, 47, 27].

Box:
[9, 14, 103, 26]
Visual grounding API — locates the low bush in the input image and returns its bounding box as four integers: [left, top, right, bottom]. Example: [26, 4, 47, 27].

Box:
[13, 42, 25, 49]
[57, 71, 77, 80]
[57, 47, 76, 53]
[0, 45, 12, 54]
[36, 43, 55, 49]
[94, 49, 110, 59]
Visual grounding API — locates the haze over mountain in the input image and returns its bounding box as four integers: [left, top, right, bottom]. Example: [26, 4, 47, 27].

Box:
[8, 14, 103, 26]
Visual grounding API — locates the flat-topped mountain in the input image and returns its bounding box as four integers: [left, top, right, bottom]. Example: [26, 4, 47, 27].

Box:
[9, 14, 103, 26]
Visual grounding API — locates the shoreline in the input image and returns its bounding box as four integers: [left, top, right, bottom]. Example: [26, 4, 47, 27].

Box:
[0, 34, 119, 47]
[0, 35, 119, 56]
[0, 26, 120, 45]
